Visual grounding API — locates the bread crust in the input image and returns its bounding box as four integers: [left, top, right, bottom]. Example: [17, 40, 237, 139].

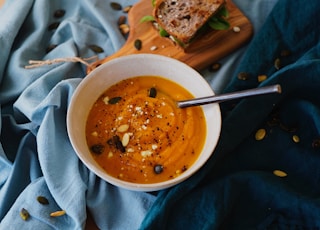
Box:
[153, 0, 225, 44]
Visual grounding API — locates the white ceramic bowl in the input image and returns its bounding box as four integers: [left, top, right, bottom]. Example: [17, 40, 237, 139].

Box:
[67, 54, 221, 191]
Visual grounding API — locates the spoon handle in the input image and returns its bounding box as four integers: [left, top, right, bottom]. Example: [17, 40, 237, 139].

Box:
[177, 84, 282, 108]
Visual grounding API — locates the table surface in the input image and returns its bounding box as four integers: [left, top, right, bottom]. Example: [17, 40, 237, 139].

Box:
[0, 0, 98, 229]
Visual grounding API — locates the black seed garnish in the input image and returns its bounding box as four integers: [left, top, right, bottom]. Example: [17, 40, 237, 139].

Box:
[37, 196, 49, 205]
[90, 144, 105, 154]
[134, 39, 142, 50]
[154, 164, 163, 174]
[20, 208, 30, 221]
[48, 22, 60, 31]
[89, 44, 104, 53]
[149, 87, 157, 98]
[54, 9, 66, 18]
[108, 97, 122, 104]
[110, 2, 122, 10]
[46, 44, 58, 53]
[113, 135, 125, 153]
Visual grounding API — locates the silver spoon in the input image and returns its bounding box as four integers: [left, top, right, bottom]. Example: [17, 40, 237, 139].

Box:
[177, 84, 282, 108]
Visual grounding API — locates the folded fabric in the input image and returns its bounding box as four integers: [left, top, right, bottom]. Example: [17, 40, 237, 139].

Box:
[0, 0, 278, 229]
[140, 0, 320, 229]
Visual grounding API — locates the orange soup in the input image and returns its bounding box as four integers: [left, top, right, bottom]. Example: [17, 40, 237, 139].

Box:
[85, 76, 206, 183]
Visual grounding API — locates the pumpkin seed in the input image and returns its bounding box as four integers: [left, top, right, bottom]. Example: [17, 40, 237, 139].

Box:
[154, 164, 163, 174]
[118, 15, 126, 25]
[210, 63, 221, 72]
[257, 75, 267, 82]
[149, 87, 157, 98]
[117, 124, 129, 132]
[108, 96, 122, 104]
[46, 44, 58, 53]
[292, 135, 300, 143]
[37, 196, 49, 205]
[89, 45, 104, 53]
[274, 58, 281, 70]
[312, 138, 320, 148]
[90, 144, 105, 154]
[280, 49, 291, 57]
[54, 9, 65, 18]
[119, 24, 130, 35]
[255, 128, 266, 141]
[113, 135, 126, 153]
[134, 39, 142, 50]
[122, 133, 130, 147]
[123, 5, 132, 13]
[273, 169, 287, 177]
[20, 208, 30, 221]
[232, 26, 241, 33]
[237, 72, 249, 80]
[50, 210, 66, 217]
[48, 22, 60, 31]
[110, 2, 122, 11]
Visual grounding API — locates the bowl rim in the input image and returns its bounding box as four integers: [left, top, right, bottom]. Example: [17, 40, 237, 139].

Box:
[67, 54, 221, 191]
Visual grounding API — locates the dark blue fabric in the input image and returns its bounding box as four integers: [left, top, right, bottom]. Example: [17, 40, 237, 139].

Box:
[140, 0, 320, 229]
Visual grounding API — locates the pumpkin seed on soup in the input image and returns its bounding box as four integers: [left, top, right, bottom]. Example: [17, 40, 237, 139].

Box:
[134, 39, 142, 50]
[154, 164, 163, 174]
[90, 144, 105, 154]
[108, 96, 122, 104]
[149, 87, 157, 98]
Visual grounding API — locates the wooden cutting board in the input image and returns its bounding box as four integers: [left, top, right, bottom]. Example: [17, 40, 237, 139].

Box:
[87, 0, 253, 73]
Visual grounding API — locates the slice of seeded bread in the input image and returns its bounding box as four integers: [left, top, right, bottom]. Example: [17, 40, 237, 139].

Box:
[153, 0, 225, 44]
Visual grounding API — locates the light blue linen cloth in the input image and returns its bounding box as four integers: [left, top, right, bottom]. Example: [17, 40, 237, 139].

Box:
[0, 0, 277, 229]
